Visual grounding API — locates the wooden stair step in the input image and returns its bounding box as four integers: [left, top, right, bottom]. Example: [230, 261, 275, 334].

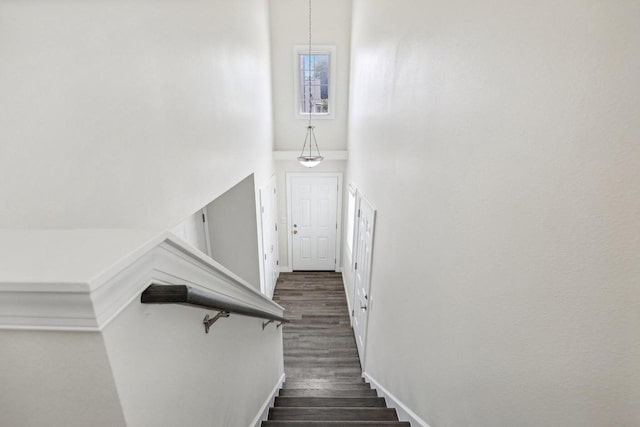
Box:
[262, 422, 411, 427]
[284, 359, 361, 366]
[283, 349, 359, 356]
[268, 407, 399, 421]
[278, 389, 378, 398]
[286, 368, 363, 378]
[285, 378, 366, 385]
[283, 383, 371, 390]
[275, 397, 386, 407]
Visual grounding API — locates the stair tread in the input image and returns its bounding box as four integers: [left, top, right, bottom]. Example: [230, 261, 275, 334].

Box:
[275, 397, 386, 407]
[285, 378, 367, 384]
[262, 422, 411, 427]
[284, 384, 373, 391]
[268, 407, 399, 422]
[279, 389, 378, 398]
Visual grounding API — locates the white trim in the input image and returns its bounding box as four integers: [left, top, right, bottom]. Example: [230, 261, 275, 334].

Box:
[0, 232, 286, 331]
[341, 269, 353, 327]
[278, 266, 293, 273]
[345, 183, 357, 259]
[258, 186, 267, 296]
[293, 45, 336, 120]
[250, 372, 286, 427]
[273, 150, 348, 161]
[258, 174, 279, 298]
[202, 208, 213, 257]
[352, 191, 377, 368]
[286, 172, 343, 272]
[363, 372, 430, 427]
[257, 178, 268, 296]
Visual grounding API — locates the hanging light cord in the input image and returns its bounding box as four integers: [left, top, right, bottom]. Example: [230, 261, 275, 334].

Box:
[298, 0, 322, 164]
[308, 0, 312, 131]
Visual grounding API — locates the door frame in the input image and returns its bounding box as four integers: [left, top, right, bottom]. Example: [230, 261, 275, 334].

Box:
[201, 208, 213, 257]
[258, 174, 279, 298]
[286, 172, 343, 272]
[351, 190, 376, 367]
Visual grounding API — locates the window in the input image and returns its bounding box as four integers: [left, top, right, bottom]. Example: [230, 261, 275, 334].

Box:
[293, 45, 336, 119]
[299, 53, 329, 114]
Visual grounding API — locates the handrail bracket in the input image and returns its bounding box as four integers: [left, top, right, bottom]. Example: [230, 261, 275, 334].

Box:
[203, 311, 230, 333]
[262, 319, 275, 330]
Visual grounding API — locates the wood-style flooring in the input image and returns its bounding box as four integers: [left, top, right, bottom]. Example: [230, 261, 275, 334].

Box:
[276, 272, 361, 380]
[262, 272, 409, 426]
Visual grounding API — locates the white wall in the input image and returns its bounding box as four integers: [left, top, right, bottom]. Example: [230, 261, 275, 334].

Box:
[205, 175, 262, 289]
[0, 230, 286, 426]
[0, 331, 126, 427]
[102, 296, 284, 427]
[269, 0, 352, 151]
[347, 1, 640, 426]
[0, 0, 274, 229]
[0, 290, 284, 427]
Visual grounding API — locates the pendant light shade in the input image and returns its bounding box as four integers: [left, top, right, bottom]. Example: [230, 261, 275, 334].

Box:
[298, 0, 323, 168]
[298, 125, 324, 168]
[298, 158, 323, 168]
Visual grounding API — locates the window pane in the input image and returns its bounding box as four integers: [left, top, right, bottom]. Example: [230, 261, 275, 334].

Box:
[299, 53, 329, 114]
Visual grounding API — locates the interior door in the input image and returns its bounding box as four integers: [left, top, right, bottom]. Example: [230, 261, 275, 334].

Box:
[290, 175, 338, 271]
[260, 176, 279, 298]
[352, 194, 375, 364]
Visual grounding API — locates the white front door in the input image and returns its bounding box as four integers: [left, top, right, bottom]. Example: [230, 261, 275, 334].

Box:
[290, 175, 338, 271]
[260, 176, 279, 298]
[352, 194, 375, 364]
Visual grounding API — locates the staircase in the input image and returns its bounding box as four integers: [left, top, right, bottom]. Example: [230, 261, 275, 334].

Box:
[263, 272, 409, 426]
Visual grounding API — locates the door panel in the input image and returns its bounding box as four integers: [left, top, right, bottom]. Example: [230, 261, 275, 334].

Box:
[352, 194, 375, 365]
[301, 200, 311, 226]
[301, 237, 311, 259]
[260, 176, 279, 298]
[291, 175, 338, 271]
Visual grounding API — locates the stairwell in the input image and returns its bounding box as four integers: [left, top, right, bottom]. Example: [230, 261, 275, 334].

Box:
[262, 272, 409, 426]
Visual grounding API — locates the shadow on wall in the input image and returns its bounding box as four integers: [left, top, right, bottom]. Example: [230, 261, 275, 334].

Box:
[171, 174, 262, 290]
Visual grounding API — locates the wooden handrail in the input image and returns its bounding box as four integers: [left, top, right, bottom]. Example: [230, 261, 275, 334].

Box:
[141, 284, 288, 332]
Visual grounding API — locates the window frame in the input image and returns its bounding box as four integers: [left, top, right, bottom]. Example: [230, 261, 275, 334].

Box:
[293, 44, 336, 120]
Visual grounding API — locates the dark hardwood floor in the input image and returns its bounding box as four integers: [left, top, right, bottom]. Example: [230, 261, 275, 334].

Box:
[262, 272, 409, 426]
[275, 272, 361, 380]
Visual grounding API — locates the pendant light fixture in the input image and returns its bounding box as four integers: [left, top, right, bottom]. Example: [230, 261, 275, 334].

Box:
[297, 0, 324, 168]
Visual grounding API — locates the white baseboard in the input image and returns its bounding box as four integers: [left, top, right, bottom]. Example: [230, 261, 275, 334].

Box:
[250, 372, 285, 427]
[363, 372, 430, 427]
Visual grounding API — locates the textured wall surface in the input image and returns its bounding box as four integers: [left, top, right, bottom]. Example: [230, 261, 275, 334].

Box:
[347, 1, 640, 426]
[0, 0, 274, 229]
[0, 330, 126, 427]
